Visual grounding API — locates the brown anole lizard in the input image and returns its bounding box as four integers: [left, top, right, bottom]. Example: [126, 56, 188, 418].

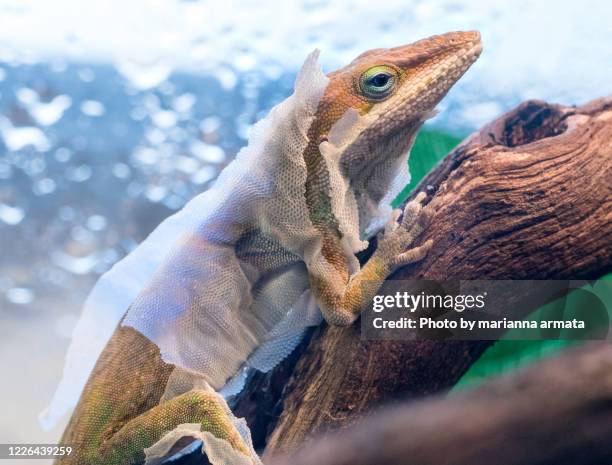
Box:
[48, 30, 482, 465]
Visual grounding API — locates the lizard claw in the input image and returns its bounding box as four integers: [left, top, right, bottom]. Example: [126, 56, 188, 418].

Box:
[400, 191, 427, 228]
[384, 208, 402, 234]
[378, 192, 435, 270]
[393, 238, 433, 267]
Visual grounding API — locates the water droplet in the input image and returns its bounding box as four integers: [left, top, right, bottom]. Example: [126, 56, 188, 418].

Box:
[191, 166, 217, 185]
[34, 177, 57, 195]
[133, 147, 160, 165]
[54, 147, 72, 162]
[172, 93, 196, 113]
[214, 67, 237, 90]
[66, 164, 93, 182]
[145, 185, 168, 203]
[16, 87, 38, 105]
[86, 215, 107, 231]
[51, 251, 100, 275]
[200, 116, 221, 134]
[117, 60, 172, 90]
[190, 141, 225, 163]
[0, 204, 25, 225]
[163, 194, 185, 210]
[151, 109, 177, 129]
[176, 156, 199, 174]
[6, 287, 34, 305]
[31, 95, 72, 126]
[113, 163, 131, 179]
[25, 157, 46, 176]
[145, 128, 166, 145]
[80, 100, 105, 117]
[71, 225, 94, 244]
[1, 125, 51, 152]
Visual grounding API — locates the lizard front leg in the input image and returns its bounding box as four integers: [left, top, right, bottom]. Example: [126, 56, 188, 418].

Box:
[309, 192, 433, 326]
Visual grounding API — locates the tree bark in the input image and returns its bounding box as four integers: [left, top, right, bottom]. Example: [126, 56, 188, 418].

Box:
[266, 342, 612, 465]
[229, 97, 612, 455]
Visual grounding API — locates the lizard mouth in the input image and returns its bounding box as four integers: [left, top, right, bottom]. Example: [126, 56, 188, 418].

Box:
[346, 33, 482, 201]
[414, 38, 482, 115]
[339, 32, 483, 212]
[363, 33, 482, 141]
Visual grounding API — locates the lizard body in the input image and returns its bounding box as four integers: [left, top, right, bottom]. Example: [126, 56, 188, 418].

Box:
[47, 31, 482, 465]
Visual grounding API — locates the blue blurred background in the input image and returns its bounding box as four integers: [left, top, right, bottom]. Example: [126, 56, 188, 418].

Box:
[0, 0, 610, 461]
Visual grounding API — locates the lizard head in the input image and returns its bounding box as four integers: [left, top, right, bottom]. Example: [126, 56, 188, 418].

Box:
[308, 31, 482, 229]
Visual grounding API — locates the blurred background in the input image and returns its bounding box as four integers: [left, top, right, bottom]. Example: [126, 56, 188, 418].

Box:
[0, 0, 611, 462]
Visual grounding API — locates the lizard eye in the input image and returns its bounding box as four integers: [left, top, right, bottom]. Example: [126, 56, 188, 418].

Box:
[359, 65, 398, 101]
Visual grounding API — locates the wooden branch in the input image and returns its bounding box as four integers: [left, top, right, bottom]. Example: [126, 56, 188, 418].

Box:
[266, 342, 612, 465]
[229, 97, 612, 456]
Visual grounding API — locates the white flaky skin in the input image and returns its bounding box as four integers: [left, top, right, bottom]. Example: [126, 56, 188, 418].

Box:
[42, 43, 426, 430]
[43, 33, 482, 453]
[43, 31, 483, 465]
[41, 50, 328, 430]
[38, 28, 488, 465]
[42, 50, 407, 437]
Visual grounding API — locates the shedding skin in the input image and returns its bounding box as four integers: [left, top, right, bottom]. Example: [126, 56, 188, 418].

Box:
[305, 32, 482, 325]
[55, 31, 482, 465]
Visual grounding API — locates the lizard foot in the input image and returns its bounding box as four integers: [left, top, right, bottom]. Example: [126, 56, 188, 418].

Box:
[379, 191, 434, 269]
